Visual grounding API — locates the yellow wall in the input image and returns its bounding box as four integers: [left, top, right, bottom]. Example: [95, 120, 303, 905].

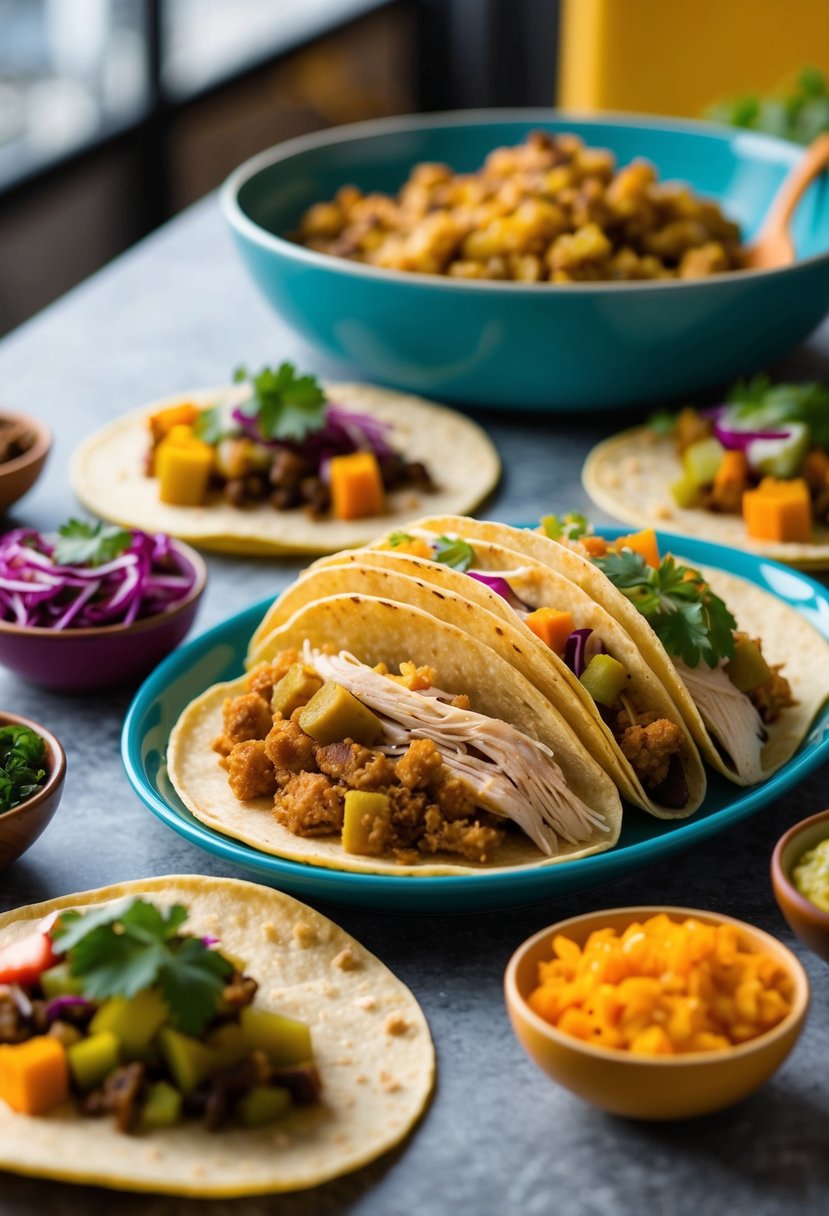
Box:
[558, 0, 829, 116]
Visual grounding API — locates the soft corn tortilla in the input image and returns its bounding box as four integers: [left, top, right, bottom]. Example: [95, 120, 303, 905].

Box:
[169, 595, 622, 875]
[583, 426, 829, 570]
[70, 383, 500, 556]
[0, 875, 434, 1198]
[411, 516, 829, 783]
[249, 556, 706, 820]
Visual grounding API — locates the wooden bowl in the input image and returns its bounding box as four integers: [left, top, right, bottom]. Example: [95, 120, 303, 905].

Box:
[0, 711, 66, 870]
[505, 905, 809, 1121]
[0, 411, 51, 515]
[772, 809, 829, 964]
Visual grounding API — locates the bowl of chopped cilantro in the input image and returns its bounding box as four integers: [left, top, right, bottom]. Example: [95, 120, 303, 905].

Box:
[0, 712, 66, 870]
[0, 519, 207, 692]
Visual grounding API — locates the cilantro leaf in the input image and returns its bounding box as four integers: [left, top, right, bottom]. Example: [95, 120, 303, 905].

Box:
[432, 535, 473, 571]
[647, 409, 678, 437]
[727, 376, 829, 448]
[593, 549, 737, 668]
[0, 725, 46, 814]
[192, 405, 228, 446]
[54, 899, 231, 1034]
[388, 532, 415, 547]
[53, 519, 132, 568]
[237, 362, 327, 442]
[540, 512, 590, 541]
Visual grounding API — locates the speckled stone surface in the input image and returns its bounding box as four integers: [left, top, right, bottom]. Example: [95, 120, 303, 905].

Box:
[1, 196, 828, 1216]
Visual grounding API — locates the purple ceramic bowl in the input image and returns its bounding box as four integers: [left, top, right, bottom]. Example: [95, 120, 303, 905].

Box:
[0, 540, 208, 693]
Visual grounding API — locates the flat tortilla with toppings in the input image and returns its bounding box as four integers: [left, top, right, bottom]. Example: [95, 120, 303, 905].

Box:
[0, 875, 434, 1196]
[168, 596, 622, 876]
[70, 366, 500, 556]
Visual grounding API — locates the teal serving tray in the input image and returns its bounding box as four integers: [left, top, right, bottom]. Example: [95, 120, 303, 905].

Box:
[122, 531, 829, 912]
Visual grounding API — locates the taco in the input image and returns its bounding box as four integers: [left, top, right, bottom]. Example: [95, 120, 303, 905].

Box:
[0, 875, 433, 1197]
[249, 550, 706, 819]
[169, 595, 622, 876]
[70, 368, 499, 556]
[582, 378, 829, 570]
[411, 515, 829, 786]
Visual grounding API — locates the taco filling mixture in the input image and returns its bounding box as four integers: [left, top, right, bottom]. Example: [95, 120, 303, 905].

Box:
[0, 897, 320, 1134]
[660, 378, 829, 544]
[538, 514, 796, 782]
[379, 530, 688, 806]
[146, 362, 435, 522]
[213, 646, 610, 865]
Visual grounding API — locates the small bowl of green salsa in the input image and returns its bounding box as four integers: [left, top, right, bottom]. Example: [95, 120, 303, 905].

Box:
[0, 712, 66, 871]
[772, 809, 829, 965]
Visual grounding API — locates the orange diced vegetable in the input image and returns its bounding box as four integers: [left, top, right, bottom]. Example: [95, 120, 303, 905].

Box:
[382, 537, 434, 560]
[580, 535, 608, 558]
[742, 477, 812, 543]
[0, 1036, 69, 1115]
[527, 913, 793, 1056]
[524, 608, 575, 654]
[155, 433, 214, 506]
[330, 452, 385, 521]
[613, 528, 660, 568]
[149, 403, 200, 446]
[714, 449, 749, 490]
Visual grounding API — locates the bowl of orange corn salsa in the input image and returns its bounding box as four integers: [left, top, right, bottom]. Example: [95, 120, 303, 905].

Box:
[504, 906, 809, 1121]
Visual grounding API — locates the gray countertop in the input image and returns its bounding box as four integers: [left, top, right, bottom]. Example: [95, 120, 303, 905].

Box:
[1, 196, 828, 1216]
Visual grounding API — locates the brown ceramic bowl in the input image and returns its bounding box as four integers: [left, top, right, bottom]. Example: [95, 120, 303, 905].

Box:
[505, 906, 809, 1121]
[0, 711, 66, 870]
[772, 809, 829, 964]
[0, 410, 51, 515]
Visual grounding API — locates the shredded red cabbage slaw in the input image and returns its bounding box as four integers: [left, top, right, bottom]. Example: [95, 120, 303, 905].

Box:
[230, 402, 396, 473]
[0, 529, 196, 630]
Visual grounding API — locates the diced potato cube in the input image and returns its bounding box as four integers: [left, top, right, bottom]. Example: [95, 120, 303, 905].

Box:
[299, 682, 382, 746]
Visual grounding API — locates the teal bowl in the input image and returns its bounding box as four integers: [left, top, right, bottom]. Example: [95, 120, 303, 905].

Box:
[221, 110, 829, 411]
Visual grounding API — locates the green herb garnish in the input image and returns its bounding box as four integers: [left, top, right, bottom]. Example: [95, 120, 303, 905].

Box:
[593, 549, 737, 668]
[540, 512, 590, 542]
[647, 409, 678, 437]
[706, 67, 829, 145]
[432, 535, 474, 571]
[54, 899, 233, 1035]
[53, 519, 132, 568]
[235, 362, 327, 442]
[0, 725, 46, 813]
[192, 405, 227, 446]
[388, 532, 415, 547]
[727, 375, 829, 448]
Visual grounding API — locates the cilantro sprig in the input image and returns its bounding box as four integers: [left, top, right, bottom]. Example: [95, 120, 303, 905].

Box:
[235, 362, 327, 442]
[0, 725, 46, 814]
[388, 532, 414, 547]
[53, 519, 132, 567]
[727, 375, 829, 449]
[593, 549, 737, 668]
[432, 535, 474, 571]
[705, 67, 829, 146]
[53, 899, 233, 1035]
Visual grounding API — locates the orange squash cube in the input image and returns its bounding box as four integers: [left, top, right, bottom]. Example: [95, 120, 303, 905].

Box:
[613, 528, 660, 568]
[742, 478, 812, 543]
[149, 402, 200, 446]
[524, 608, 575, 654]
[330, 451, 385, 521]
[0, 1036, 69, 1115]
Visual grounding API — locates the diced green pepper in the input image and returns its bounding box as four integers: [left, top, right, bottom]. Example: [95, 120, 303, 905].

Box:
[683, 436, 726, 488]
[299, 682, 382, 747]
[89, 989, 169, 1058]
[67, 1031, 120, 1091]
[342, 790, 390, 855]
[40, 962, 84, 1000]
[271, 663, 323, 718]
[725, 636, 773, 692]
[670, 473, 702, 509]
[240, 1007, 312, 1066]
[239, 1085, 292, 1128]
[140, 1080, 183, 1130]
[580, 654, 629, 708]
[158, 1027, 223, 1094]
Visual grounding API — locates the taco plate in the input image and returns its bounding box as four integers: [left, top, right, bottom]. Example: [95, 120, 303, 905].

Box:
[0, 875, 434, 1196]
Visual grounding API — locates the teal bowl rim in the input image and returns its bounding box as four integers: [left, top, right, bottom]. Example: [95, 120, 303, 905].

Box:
[221, 107, 829, 295]
[121, 529, 829, 908]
